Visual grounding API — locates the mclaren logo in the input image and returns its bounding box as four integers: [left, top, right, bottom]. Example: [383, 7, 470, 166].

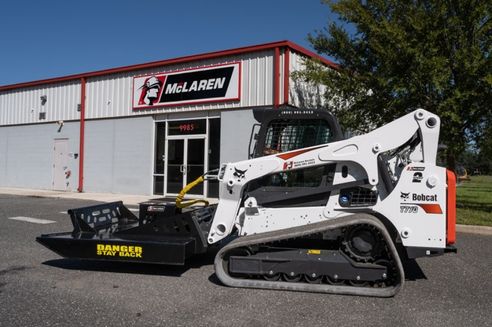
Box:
[158, 66, 234, 104]
[138, 76, 164, 106]
[165, 78, 227, 94]
[133, 63, 239, 109]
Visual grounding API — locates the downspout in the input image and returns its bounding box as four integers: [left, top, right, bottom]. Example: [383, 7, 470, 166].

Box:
[77, 77, 86, 192]
[283, 47, 290, 105]
[274, 47, 280, 108]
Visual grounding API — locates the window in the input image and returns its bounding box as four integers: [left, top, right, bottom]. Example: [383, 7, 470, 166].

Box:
[168, 119, 206, 135]
[153, 122, 166, 195]
[263, 119, 333, 155]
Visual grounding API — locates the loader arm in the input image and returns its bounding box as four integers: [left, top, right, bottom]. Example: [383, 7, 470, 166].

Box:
[208, 109, 440, 244]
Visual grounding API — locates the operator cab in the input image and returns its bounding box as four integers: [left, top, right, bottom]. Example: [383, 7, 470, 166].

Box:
[248, 107, 344, 159]
[245, 107, 345, 207]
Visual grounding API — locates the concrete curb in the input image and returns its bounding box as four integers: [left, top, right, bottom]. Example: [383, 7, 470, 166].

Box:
[456, 224, 492, 236]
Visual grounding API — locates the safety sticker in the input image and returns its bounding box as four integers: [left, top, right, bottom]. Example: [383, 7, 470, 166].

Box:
[96, 244, 143, 258]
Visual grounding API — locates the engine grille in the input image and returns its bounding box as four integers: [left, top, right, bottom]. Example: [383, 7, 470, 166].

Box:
[339, 187, 378, 207]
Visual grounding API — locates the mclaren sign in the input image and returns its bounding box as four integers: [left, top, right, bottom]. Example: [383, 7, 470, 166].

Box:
[133, 63, 240, 109]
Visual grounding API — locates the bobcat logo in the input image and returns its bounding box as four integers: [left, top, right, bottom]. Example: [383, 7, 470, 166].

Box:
[233, 167, 247, 179]
[400, 192, 410, 201]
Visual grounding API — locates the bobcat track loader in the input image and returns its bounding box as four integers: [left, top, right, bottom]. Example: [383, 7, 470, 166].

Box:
[37, 108, 457, 297]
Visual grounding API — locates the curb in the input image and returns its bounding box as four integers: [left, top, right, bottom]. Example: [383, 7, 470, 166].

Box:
[456, 224, 492, 236]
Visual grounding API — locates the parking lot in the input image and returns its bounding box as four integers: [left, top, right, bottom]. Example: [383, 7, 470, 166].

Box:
[1, 194, 491, 327]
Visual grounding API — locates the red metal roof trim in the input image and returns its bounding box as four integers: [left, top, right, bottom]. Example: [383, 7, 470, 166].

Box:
[285, 41, 338, 69]
[0, 40, 338, 91]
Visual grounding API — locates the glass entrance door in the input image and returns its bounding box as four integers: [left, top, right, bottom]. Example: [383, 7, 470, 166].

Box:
[165, 137, 205, 196]
[166, 139, 184, 194]
[186, 138, 205, 195]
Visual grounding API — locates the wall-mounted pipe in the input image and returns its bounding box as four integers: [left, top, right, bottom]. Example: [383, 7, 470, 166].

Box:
[77, 77, 86, 192]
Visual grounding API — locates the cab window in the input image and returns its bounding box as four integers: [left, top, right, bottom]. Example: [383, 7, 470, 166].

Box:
[263, 119, 333, 155]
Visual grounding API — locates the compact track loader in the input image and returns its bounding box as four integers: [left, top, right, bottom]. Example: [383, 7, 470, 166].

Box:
[37, 108, 457, 297]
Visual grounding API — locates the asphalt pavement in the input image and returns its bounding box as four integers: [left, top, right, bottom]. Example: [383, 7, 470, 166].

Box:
[0, 194, 490, 327]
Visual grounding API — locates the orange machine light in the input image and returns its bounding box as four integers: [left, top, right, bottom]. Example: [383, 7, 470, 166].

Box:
[446, 170, 457, 245]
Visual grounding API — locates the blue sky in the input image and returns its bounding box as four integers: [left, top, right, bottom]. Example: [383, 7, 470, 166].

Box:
[0, 0, 340, 86]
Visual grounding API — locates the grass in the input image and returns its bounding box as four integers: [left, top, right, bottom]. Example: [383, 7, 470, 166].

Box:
[456, 175, 492, 226]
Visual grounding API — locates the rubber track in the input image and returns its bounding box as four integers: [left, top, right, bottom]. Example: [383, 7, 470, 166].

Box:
[214, 213, 404, 297]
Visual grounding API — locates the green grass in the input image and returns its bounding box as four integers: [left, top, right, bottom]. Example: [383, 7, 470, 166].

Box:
[456, 175, 492, 226]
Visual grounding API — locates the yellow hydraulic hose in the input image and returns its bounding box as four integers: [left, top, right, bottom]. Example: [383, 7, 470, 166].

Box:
[175, 175, 210, 209]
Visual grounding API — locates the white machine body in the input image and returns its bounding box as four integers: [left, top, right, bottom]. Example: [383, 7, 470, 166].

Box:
[208, 109, 450, 252]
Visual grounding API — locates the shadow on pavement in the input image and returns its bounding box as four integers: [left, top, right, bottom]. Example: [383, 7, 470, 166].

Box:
[207, 273, 222, 286]
[403, 259, 427, 281]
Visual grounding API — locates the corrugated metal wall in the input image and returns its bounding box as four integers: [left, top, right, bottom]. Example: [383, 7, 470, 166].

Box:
[0, 50, 277, 126]
[289, 51, 326, 109]
[0, 45, 336, 196]
[0, 122, 80, 190]
[220, 109, 257, 164]
[85, 50, 275, 119]
[0, 81, 81, 125]
[0, 48, 332, 126]
[83, 116, 153, 195]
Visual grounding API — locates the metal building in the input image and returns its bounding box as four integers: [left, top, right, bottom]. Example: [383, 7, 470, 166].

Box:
[0, 41, 336, 197]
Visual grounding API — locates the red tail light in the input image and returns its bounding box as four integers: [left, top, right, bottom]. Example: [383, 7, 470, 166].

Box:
[446, 170, 456, 245]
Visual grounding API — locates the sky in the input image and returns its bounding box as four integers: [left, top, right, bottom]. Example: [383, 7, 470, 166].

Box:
[0, 0, 341, 86]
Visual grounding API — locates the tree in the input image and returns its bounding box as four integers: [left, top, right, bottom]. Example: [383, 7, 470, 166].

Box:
[299, 0, 491, 170]
[474, 119, 492, 174]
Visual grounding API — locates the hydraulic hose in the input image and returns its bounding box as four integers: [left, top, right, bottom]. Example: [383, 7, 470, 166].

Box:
[175, 176, 209, 209]
[175, 169, 220, 209]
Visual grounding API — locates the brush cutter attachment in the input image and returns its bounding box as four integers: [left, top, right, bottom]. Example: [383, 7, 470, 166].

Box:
[37, 201, 215, 265]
